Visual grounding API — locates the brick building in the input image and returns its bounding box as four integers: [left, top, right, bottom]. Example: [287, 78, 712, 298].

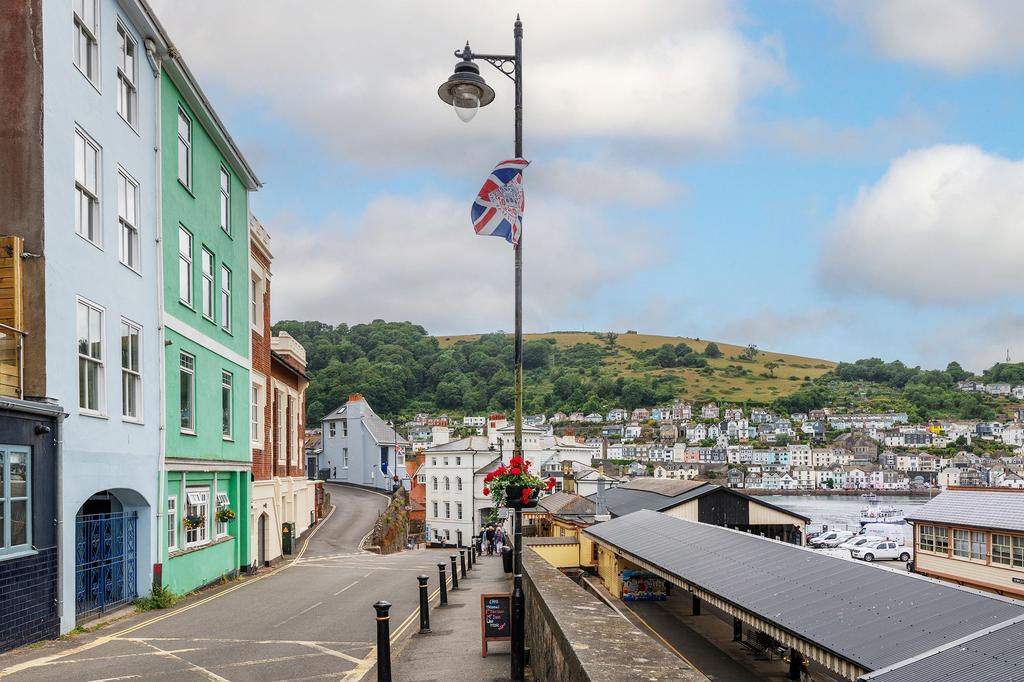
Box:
[249, 217, 315, 567]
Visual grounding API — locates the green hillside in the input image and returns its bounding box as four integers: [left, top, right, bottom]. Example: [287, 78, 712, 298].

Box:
[273, 321, 836, 425]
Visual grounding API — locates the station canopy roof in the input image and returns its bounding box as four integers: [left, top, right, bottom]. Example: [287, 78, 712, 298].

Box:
[585, 510, 1024, 676]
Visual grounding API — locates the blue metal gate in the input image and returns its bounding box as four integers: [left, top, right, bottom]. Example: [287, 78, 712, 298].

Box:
[75, 511, 138, 618]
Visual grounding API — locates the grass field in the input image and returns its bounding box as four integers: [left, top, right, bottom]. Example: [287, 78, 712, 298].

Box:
[437, 331, 837, 405]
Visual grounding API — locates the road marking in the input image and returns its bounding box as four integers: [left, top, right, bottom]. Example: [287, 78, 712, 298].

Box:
[135, 639, 231, 682]
[334, 580, 360, 596]
[46, 647, 207, 664]
[341, 646, 377, 682]
[273, 601, 324, 629]
[301, 642, 363, 665]
[0, 503, 340, 678]
[84, 677, 142, 682]
[213, 652, 326, 669]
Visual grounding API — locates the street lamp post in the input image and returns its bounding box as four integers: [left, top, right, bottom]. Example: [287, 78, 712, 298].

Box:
[437, 15, 526, 681]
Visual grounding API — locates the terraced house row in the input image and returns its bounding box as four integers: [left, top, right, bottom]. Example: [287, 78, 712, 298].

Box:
[0, 0, 316, 651]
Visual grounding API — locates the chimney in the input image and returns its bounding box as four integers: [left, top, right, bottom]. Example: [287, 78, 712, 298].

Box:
[561, 460, 575, 495]
[594, 478, 610, 522]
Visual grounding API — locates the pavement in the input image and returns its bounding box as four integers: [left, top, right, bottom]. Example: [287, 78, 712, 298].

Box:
[0, 484, 459, 682]
[391, 547, 512, 682]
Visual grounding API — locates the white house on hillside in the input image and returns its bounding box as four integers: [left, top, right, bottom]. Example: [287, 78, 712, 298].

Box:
[320, 394, 410, 491]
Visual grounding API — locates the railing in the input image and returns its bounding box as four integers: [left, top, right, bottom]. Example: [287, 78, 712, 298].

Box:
[0, 323, 26, 399]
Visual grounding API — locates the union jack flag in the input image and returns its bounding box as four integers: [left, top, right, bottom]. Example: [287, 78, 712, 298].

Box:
[471, 158, 530, 246]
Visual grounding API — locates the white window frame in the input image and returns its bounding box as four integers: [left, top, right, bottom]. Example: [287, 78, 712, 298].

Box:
[184, 487, 209, 547]
[221, 371, 233, 441]
[178, 226, 193, 306]
[77, 298, 105, 415]
[74, 128, 102, 247]
[179, 352, 195, 433]
[220, 265, 232, 332]
[456, 477, 462, 491]
[275, 389, 285, 464]
[250, 272, 263, 332]
[219, 168, 231, 234]
[201, 248, 214, 321]
[166, 495, 178, 551]
[342, 447, 349, 468]
[0, 446, 32, 557]
[342, 419, 348, 437]
[328, 422, 336, 438]
[432, 476, 437, 491]
[215, 491, 230, 538]
[177, 108, 192, 189]
[73, 0, 100, 86]
[117, 167, 140, 272]
[250, 374, 265, 447]
[457, 502, 463, 520]
[115, 22, 137, 128]
[444, 502, 450, 519]
[444, 476, 450, 491]
[432, 501, 438, 518]
[120, 318, 142, 422]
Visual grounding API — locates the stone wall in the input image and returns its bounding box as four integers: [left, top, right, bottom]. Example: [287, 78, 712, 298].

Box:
[368, 487, 409, 554]
[522, 549, 707, 682]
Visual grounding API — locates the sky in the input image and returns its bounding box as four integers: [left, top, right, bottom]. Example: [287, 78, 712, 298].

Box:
[149, 0, 1024, 372]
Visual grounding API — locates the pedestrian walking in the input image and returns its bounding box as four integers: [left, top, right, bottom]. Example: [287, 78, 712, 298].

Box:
[485, 525, 495, 555]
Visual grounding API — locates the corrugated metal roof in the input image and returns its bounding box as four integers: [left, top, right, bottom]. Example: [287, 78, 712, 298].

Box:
[906, 489, 1024, 533]
[426, 436, 492, 452]
[861, 618, 1024, 682]
[585, 510, 1024, 672]
[588, 482, 810, 523]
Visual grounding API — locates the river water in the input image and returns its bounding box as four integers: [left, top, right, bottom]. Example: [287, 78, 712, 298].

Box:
[753, 494, 937, 539]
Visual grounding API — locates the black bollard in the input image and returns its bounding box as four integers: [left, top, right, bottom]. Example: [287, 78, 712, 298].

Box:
[417, 575, 430, 633]
[374, 601, 392, 682]
[460, 549, 467, 578]
[450, 554, 459, 590]
[468, 541, 474, 569]
[437, 562, 448, 606]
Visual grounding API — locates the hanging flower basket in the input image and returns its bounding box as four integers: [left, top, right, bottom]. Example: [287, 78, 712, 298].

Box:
[183, 514, 206, 530]
[482, 455, 557, 509]
[216, 508, 236, 523]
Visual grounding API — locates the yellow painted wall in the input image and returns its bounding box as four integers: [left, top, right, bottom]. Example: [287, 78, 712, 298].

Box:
[916, 550, 1024, 598]
[593, 541, 624, 598]
[749, 503, 806, 534]
[662, 500, 698, 521]
[550, 519, 580, 538]
[530, 543, 581, 569]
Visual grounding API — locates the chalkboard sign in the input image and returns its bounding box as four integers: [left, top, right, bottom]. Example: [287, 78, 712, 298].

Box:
[480, 593, 511, 657]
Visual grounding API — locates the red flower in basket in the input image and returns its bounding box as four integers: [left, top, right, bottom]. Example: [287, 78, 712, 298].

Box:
[483, 487, 490, 496]
[545, 477, 556, 491]
[520, 488, 532, 505]
[510, 467, 521, 476]
[510, 455, 524, 467]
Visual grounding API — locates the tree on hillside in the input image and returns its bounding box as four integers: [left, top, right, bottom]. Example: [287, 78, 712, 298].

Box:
[740, 344, 758, 361]
[522, 340, 552, 370]
[703, 342, 723, 358]
[764, 361, 779, 377]
[604, 332, 619, 348]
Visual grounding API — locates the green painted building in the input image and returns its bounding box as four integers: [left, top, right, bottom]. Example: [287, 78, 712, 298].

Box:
[159, 57, 260, 594]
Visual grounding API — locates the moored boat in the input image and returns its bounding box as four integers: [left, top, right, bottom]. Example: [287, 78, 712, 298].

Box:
[859, 504, 905, 525]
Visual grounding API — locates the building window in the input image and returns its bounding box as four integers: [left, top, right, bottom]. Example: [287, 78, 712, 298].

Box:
[328, 422, 336, 438]
[116, 168, 140, 270]
[416, 474, 425, 484]
[178, 227, 193, 305]
[215, 491, 230, 537]
[342, 447, 349, 468]
[219, 168, 231, 234]
[177, 108, 191, 188]
[432, 502, 438, 518]
[250, 273, 262, 329]
[431, 457, 436, 466]
[287, 396, 295, 465]
[77, 299, 105, 414]
[201, 249, 214, 320]
[591, 543, 599, 562]
[251, 383, 261, 445]
[342, 419, 348, 437]
[0, 447, 31, 556]
[166, 496, 178, 551]
[456, 477, 463, 491]
[221, 371, 233, 440]
[444, 502, 450, 519]
[992, 534, 1012, 566]
[970, 531, 987, 561]
[184, 487, 209, 546]
[457, 503, 463, 520]
[456, 456, 461, 465]
[220, 266, 232, 331]
[74, 129, 101, 245]
[179, 352, 195, 432]
[444, 476, 450, 491]
[432, 477, 437, 491]
[73, 0, 99, 84]
[1013, 536, 1024, 569]
[120, 319, 142, 421]
[116, 24, 137, 126]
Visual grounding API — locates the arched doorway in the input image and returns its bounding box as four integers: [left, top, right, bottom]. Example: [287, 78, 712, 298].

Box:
[257, 513, 268, 567]
[75, 491, 139, 619]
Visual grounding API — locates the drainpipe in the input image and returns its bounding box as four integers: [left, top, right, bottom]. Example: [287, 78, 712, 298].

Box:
[147, 37, 167, 584]
[53, 408, 66, 627]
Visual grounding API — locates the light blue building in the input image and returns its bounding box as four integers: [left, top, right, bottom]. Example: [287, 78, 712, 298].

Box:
[320, 395, 410, 491]
[42, 0, 166, 629]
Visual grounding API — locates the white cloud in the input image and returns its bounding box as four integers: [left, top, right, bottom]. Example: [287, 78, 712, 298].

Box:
[149, 1, 787, 167]
[268, 193, 664, 332]
[819, 145, 1024, 304]
[716, 308, 845, 347]
[838, 0, 1024, 73]
[916, 314, 1024, 372]
[760, 108, 943, 159]
[529, 158, 684, 207]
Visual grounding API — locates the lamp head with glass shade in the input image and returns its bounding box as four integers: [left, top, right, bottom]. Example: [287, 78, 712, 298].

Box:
[437, 49, 495, 123]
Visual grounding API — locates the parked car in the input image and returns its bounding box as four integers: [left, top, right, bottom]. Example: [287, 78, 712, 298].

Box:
[810, 530, 854, 547]
[839, 536, 878, 551]
[850, 540, 912, 563]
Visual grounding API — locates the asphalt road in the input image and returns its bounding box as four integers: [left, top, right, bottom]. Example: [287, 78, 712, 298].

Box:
[0, 484, 452, 682]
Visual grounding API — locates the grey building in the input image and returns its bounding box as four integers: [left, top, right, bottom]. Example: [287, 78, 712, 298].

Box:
[320, 395, 410, 491]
